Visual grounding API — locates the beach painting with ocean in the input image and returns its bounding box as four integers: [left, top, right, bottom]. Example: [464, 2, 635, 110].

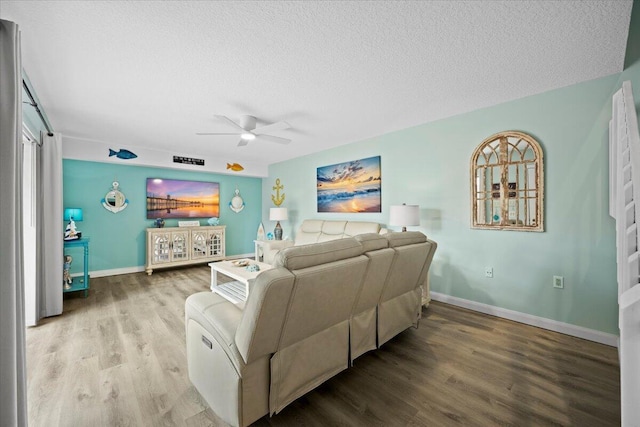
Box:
[317, 156, 381, 213]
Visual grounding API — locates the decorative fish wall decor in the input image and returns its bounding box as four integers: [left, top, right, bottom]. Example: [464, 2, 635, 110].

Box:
[227, 163, 244, 172]
[109, 148, 138, 160]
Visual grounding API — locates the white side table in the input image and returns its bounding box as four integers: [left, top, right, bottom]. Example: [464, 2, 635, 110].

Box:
[209, 259, 273, 309]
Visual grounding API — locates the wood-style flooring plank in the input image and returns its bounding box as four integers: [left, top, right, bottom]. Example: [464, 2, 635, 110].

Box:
[26, 265, 620, 426]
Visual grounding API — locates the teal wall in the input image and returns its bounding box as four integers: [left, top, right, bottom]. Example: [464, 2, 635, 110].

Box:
[264, 74, 622, 335]
[64, 160, 262, 273]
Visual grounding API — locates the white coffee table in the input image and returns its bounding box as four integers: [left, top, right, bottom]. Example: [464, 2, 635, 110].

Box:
[209, 259, 273, 307]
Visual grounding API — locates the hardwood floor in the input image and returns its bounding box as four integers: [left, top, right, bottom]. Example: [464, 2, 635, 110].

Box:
[26, 266, 620, 426]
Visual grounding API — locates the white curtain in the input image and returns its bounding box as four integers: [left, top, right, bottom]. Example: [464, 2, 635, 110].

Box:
[22, 131, 37, 327]
[37, 132, 63, 319]
[0, 18, 28, 426]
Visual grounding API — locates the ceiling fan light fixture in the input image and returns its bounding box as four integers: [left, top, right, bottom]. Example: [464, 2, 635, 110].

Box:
[240, 132, 256, 141]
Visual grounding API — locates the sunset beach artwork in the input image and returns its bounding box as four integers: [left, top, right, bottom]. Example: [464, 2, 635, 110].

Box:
[317, 156, 381, 213]
[146, 178, 220, 219]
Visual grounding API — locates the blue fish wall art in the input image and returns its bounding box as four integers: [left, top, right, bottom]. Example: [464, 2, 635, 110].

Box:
[109, 148, 138, 160]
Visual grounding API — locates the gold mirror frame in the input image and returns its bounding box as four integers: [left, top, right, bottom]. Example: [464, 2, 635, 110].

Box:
[470, 131, 544, 231]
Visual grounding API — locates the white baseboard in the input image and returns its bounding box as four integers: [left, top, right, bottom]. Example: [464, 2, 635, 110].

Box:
[89, 266, 146, 278]
[85, 254, 255, 278]
[430, 292, 619, 347]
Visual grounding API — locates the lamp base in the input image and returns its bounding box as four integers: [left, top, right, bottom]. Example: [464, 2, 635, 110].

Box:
[274, 221, 283, 240]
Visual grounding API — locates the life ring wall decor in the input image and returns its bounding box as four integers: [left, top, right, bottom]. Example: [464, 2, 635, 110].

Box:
[229, 188, 245, 213]
[102, 181, 129, 213]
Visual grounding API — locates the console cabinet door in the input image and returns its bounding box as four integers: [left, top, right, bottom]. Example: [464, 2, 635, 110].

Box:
[149, 230, 190, 265]
[210, 228, 225, 258]
[191, 228, 225, 259]
[149, 231, 172, 265]
[170, 230, 190, 262]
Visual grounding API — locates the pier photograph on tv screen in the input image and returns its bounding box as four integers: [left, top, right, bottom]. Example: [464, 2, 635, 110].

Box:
[146, 178, 220, 219]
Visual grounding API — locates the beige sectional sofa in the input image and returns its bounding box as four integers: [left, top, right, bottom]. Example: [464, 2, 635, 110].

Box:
[261, 219, 385, 264]
[185, 231, 437, 427]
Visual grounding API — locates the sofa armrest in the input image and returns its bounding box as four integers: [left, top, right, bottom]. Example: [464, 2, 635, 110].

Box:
[185, 292, 270, 426]
[262, 240, 294, 264]
[185, 292, 244, 366]
[185, 292, 243, 340]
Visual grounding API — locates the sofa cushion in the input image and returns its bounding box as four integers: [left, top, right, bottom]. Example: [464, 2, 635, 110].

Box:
[274, 238, 363, 270]
[344, 221, 381, 237]
[300, 219, 324, 233]
[385, 231, 427, 247]
[295, 220, 325, 245]
[293, 219, 382, 246]
[354, 233, 388, 252]
[320, 220, 347, 235]
[317, 220, 347, 242]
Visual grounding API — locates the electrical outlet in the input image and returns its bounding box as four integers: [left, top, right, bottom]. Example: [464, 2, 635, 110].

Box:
[485, 267, 493, 278]
[553, 275, 564, 289]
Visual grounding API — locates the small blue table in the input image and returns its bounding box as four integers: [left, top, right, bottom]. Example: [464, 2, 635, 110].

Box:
[63, 237, 90, 297]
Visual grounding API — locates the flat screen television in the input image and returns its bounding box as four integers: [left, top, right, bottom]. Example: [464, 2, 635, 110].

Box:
[146, 178, 220, 219]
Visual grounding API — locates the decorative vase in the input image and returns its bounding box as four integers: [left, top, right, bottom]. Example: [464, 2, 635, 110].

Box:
[274, 221, 283, 240]
[155, 218, 165, 228]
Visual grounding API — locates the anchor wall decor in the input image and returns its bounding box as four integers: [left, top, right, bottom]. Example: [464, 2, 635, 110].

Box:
[271, 178, 285, 206]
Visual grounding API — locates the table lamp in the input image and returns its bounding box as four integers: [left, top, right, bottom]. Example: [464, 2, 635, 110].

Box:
[269, 207, 288, 240]
[389, 203, 419, 232]
[63, 207, 83, 240]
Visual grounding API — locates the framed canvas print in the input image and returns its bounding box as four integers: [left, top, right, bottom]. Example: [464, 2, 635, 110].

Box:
[317, 156, 381, 213]
[146, 178, 220, 219]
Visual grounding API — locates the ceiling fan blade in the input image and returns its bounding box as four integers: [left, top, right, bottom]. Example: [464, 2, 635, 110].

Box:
[256, 134, 291, 144]
[237, 139, 249, 147]
[196, 132, 241, 135]
[213, 115, 246, 132]
[252, 121, 291, 135]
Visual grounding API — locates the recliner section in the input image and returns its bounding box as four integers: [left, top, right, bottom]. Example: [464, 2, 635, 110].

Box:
[378, 232, 437, 346]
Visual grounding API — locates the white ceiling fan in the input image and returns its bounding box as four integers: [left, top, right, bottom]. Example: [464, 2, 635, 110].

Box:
[197, 115, 291, 146]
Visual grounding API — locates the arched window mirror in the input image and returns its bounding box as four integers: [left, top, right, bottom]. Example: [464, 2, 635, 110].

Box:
[471, 131, 544, 231]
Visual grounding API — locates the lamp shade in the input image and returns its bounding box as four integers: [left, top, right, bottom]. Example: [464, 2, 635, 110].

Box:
[63, 208, 83, 221]
[269, 207, 288, 221]
[389, 204, 419, 228]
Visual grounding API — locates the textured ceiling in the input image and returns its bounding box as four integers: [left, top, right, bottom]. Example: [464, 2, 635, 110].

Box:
[1, 1, 633, 175]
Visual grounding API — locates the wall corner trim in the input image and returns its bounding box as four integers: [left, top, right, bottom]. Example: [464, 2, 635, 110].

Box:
[430, 292, 619, 347]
